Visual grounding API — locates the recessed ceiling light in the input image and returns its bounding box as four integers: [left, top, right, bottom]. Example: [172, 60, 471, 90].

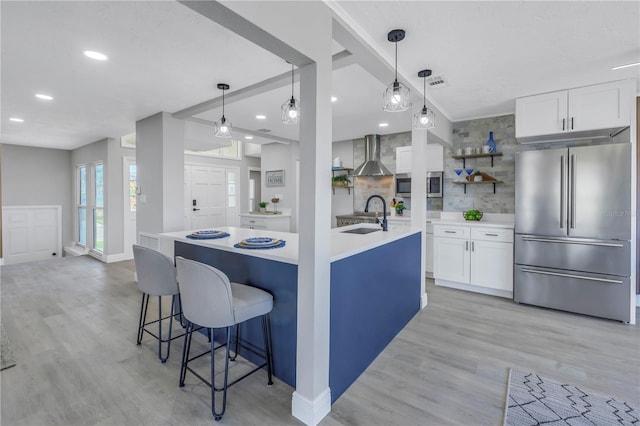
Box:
[83, 50, 108, 61]
[331, 96, 337, 102]
[35, 93, 53, 100]
[256, 115, 267, 120]
[379, 122, 389, 127]
[245, 135, 254, 140]
[611, 61, 640, 70]
[9, 117, 24, 122]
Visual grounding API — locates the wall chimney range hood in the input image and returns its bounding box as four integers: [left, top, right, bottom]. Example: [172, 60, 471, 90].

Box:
[352, 134, 393, 176]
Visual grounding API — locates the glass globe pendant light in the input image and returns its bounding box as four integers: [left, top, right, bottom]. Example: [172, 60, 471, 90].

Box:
[413, 69, 436, 129]
[281, 63, 300, 125]
[383, 29, 410, 112]
[214, 83, 232, 138]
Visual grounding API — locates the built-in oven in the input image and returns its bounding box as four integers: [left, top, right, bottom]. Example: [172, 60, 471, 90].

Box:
[395, 172, 443, 198]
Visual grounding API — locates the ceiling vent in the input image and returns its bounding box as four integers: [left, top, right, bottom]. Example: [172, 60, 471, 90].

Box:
[426, 75, 448, 88]
[256, 128, 271, 133]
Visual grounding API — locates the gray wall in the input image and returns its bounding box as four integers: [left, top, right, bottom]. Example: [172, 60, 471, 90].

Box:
[1, 144, 73, 248]
[260, 142, 299, 230]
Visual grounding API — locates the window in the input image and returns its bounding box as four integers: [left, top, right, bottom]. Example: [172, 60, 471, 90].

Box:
[227, 169, 236, 208]
[129, 164, 137, 212]
[93, 163, 104, 252]
[78, 166, 87, 246]
[122, 132, 242, 159]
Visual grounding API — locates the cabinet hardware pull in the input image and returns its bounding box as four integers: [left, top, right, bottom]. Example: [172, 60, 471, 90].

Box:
[471, 241, 475, 251]
[465, 241, 469, 251]
[562, 118, 565, 131]
[485, 233, 498, 236]
[571, 117, 574, 130]
[521, 268, 622, 284]
[521, 236, 624, 247]
[445, 230, 456, 234]
[192, 208, 200, 211]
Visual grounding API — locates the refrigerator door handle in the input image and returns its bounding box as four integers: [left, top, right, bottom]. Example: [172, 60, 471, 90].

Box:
[560, 155, 565, 229]
[521, 236, 625, 247]
[520, 268, 623, 284]
[569, 154, 576, 229]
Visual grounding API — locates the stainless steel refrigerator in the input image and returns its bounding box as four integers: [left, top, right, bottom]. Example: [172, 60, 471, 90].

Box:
[514, 141, 632, 322]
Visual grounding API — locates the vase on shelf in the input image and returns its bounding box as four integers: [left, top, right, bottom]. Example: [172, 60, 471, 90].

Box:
[486, 131, 497, 153]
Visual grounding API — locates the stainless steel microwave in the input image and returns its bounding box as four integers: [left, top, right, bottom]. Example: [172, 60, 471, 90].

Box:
[395, 172, 443, 198]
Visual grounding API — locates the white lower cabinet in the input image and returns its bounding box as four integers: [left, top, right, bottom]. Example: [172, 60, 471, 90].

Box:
[424, 230, 434, 275]
[239, 214, 291, 232]
[434, 224, 513, 297]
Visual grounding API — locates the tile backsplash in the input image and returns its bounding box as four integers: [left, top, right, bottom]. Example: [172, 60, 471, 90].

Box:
[445, 115, 517, 213]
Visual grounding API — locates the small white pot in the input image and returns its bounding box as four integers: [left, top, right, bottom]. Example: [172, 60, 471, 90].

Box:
[474, 175, 483, 182]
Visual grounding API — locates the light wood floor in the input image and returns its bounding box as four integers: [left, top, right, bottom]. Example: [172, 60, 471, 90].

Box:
[1, 256, 638, 425]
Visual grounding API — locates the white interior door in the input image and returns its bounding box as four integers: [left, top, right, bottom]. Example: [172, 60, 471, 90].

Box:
[123, 157, 136, 258]
[186, 164, 226, 230]
[2, 206, 61, 264]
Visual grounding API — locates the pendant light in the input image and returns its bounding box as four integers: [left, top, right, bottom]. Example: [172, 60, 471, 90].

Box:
[281, 63, 300, 125]
[214, 83, 232, 138]
[383, 29, 410, 112]
[413, 69, 436, 129]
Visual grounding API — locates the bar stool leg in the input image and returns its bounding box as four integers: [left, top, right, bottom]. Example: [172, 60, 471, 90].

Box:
[229, 324, 240, 361]
[137, 293, 149, 345]
[261, 314, 274, 385]
[179, 322, 194, 387]
[158, 295, 176, 363]
[212, 326, 231, 421]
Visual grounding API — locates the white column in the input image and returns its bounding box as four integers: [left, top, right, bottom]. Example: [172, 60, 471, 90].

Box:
[292, 47, 333, 426]
[135, 112, 185, 236]
[411, 125, 428, 308]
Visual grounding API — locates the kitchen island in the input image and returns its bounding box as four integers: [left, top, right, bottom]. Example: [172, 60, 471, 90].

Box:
[158, 223, 422, 403]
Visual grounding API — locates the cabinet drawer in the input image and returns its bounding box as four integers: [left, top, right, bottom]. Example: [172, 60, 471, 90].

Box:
[470, 227, 513, 243]
[434, 225, 469, 239]
[240, 217, 266, 228]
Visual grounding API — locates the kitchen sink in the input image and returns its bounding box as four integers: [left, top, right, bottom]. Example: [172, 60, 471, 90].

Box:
[341, 227, 381, 234]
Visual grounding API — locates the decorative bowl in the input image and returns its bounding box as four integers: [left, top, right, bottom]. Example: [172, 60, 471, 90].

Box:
[463, 210, 483, 221]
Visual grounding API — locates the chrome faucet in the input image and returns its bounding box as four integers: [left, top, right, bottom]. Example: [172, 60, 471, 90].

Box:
[364, 195, 388, 231]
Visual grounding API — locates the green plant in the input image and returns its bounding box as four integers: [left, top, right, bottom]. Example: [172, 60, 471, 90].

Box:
[332, 175, 351, 185]
[474, 171, 482, 176]
[395, 201, 406, 213]
[258, 201, 268, 208]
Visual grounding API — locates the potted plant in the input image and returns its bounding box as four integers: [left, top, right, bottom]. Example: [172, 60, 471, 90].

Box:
[331, 174, 351, 187]
[395, 201, 406, 216]
[258, 201, 268, 213]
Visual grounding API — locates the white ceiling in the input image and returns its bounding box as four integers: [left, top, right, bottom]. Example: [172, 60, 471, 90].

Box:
[1, 1, 638, 151]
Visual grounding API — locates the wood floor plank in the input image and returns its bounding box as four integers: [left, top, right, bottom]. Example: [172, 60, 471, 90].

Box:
[1, 256, 638, 425]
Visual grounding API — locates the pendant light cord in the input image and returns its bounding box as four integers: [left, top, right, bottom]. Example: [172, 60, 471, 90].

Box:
[394, 42, 398, 82]
[291, 64, 294, 98]
[221, 88, 225, 119]
[423, 75, 427, 108]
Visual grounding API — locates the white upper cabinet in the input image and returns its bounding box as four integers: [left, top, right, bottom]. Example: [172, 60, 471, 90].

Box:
[395, 146, 412, 174]
[516, 80, 633, 142]
[515, 91, 568, 138]
[395, 145, 444, 174]
[568, 82, 631, 132]
[425, 145, 444, 172]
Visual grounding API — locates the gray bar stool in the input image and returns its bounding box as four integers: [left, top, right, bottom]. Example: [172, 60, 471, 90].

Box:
[133, 244, 184, 363]
[175, 256, 274, 421]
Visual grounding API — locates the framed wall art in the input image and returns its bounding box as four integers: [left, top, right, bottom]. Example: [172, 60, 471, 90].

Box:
[265, 169, 285, 187]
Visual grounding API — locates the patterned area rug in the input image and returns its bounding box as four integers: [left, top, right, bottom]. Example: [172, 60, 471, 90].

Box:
[504, 369, 639, 425]
[0, 321, 16, 371]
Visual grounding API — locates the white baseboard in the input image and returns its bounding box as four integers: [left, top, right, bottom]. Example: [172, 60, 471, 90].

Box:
[64, 245, 88, 257]
[104, 253, 131, 263]
[421, 292, 428, 309]
[291, 388, 331, 426]
[435, 279, 513, 299]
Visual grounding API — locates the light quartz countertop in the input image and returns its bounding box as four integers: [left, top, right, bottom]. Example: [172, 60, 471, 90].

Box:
[429, 212, 515, 229]
[159, 224, 420, 265]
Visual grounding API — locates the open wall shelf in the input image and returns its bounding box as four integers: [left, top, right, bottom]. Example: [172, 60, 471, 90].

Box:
[451, 152, 503, 168]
